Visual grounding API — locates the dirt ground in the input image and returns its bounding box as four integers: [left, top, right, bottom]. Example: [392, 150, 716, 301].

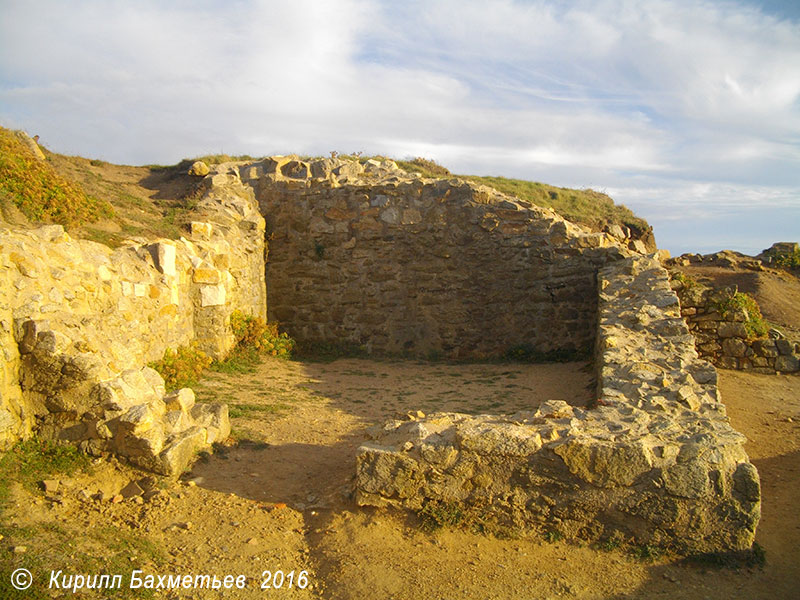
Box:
[3, 357, 799, 599]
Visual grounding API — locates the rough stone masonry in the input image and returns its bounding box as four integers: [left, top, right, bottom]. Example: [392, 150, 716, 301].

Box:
[0, 168, 266, 474]
[0, 153, 760, 554]
[354, 256, 760, 554]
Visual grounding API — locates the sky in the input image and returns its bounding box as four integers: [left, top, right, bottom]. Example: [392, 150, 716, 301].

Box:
[1, 0, 798, 255]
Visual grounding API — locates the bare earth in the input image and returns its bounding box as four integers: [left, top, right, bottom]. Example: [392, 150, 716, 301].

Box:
[5, 358, 800, 599]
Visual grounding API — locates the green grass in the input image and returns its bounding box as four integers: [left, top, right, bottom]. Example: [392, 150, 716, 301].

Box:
[461, 174, 649, 235]
[0, 127, 113, 227]
[395, 157, 453, 178]
[0, 439, 164, 598]
[0, 438, 91, 499]
[228, 403, 290, 419]
[417, 501, 466, 532]
[210, 346, 262, 374]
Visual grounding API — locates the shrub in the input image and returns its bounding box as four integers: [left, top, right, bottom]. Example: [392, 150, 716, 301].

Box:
[417, 500, 465, 531]
[715, 292, 768, 339]
[229, 310, 294, 359]
[773, 247, 800, 269]
[670, 271, 699, 289]
[0, 127, 113, 227]
[149, 345, 212, 391]
[395, 157, 452, 178]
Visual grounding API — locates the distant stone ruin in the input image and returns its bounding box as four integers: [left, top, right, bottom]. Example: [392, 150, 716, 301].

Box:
[0, 154, 760, 553]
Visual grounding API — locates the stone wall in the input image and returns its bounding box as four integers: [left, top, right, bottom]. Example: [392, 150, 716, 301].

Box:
[354, 256, 760, 554]
[0, 174, 266, 474]
[250, 156, 628, 359]
[672, 279, 800, 374]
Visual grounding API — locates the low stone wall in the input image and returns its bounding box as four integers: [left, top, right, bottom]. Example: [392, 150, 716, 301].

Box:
[252, 156, 628, 359]
[0, 174, 266, 474]
[671, 279, 800, 374]
[354, 256, 760, 554]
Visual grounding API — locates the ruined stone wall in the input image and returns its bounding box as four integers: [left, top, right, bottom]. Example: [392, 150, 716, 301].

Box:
[248, 157, 626, 359]
[0, 175, 265, 474]
[355, 256, 760, 554]
[672, 280, 800, 374]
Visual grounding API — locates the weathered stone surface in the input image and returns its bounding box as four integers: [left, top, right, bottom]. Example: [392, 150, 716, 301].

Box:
[718, 322, 747, 339]
[355, 256, 760, 554]
[554, 439, 653, 487]
[0, 162, 263, 465]
[188, 160, 210, 176]
[257, 158, 631, 359]
[672, 272, 800, 374]
[775, 355, 800, 373]
[159, 427, 207, 476]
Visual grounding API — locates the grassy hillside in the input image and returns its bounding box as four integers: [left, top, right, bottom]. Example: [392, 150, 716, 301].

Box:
[0, 128, 113, 227]
[396, 157, 648, 235]
[0, 132, 651, 246]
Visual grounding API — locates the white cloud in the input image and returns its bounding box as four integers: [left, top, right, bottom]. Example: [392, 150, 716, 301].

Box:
[0, 0, 798, 253]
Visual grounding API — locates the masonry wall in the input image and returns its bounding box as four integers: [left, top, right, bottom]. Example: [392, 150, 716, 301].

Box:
[251, 157, 626, 359]
[671, 279, 800, 374]
[355, 256, 761, 554]
[0, 174, 265, 474]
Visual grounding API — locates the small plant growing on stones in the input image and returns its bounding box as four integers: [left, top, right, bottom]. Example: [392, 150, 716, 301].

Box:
[714, 292, 768, 339]
[670, 271, 699, 290]
[229, 310, 295, 359]
[149, 344, 212, 391]
[543, 530, 564, 543]
[417, 500, 465, 532]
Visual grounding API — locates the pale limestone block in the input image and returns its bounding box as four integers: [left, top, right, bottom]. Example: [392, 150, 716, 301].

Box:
[200, 284, 226, 307]
[155, 242, 177, 277]
[98, 265, 112, 281]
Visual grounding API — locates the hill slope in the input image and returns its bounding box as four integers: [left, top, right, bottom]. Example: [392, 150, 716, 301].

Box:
[0, 128, 653, 249]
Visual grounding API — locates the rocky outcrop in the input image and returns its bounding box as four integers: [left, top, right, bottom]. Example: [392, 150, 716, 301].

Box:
[0, 171, 265, 474]
[355, 256, 760, 554]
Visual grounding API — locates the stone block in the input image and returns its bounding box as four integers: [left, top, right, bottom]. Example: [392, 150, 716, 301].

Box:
[188, 161, 210, 176]
[150, 242, 176, 277]
[718, 322, 747, 339]
[193, 268, 221, 285]
[190, 222, 213, 238]
[158, 427, 207, 476]
[164, 388, 195, 413]
[775, 355, 800, 373]
[753, 339, 778, 358]
[200, 284, 226, 307]
[776, 339, 793, 356]
[722, 338, 748, 358]
[190, 403, 231, 444]
[554, 439, 653, 488]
